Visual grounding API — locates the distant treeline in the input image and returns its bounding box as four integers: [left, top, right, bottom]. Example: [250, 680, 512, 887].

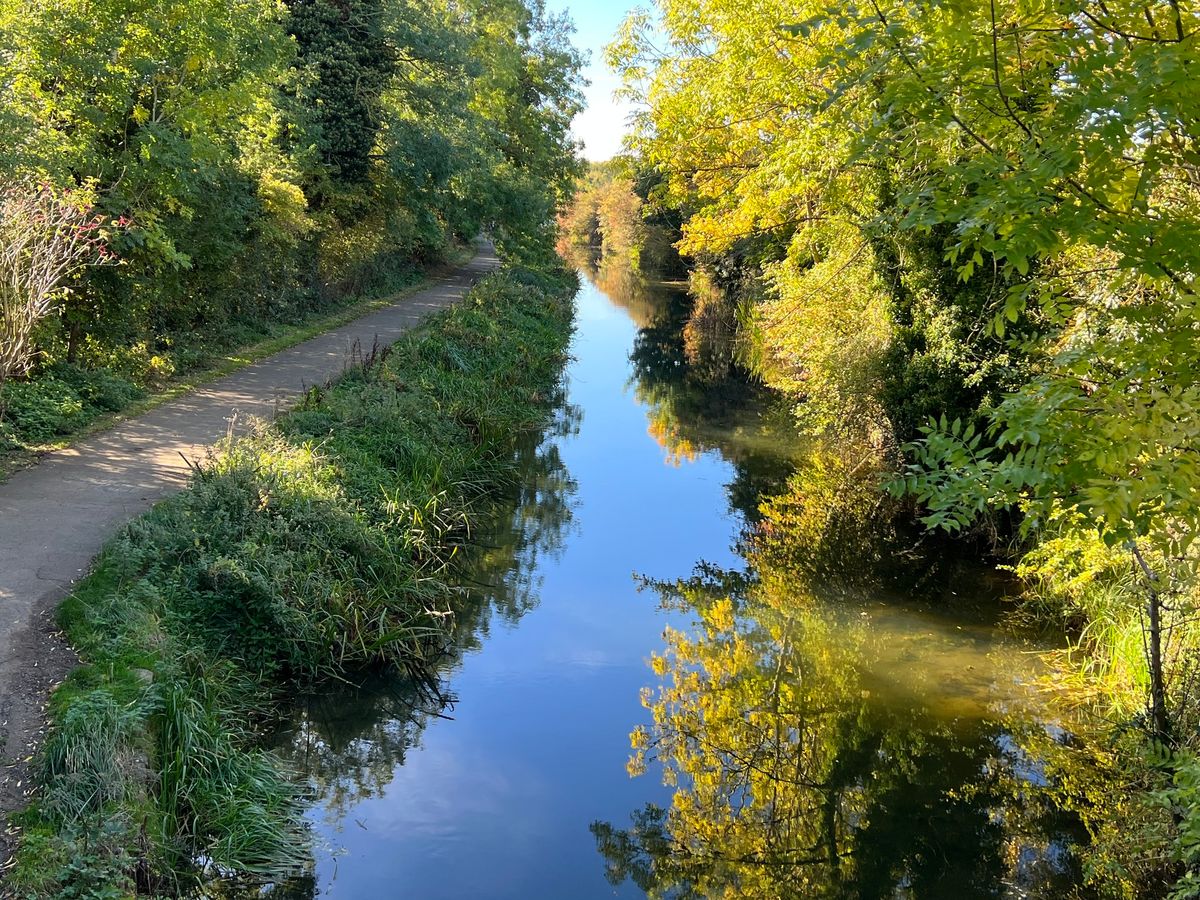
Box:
[557, 159, 683, 275]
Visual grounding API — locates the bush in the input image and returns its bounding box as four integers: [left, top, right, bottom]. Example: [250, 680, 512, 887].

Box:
[0, 375, 87, 442]
[50, 364, 143, 413]
[0, 365, 143, 446]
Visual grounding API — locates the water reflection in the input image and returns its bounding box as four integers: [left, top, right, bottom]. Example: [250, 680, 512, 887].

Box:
[592, 303, 1094, 897]
[448, 405, 581, 635]
[567, 247, 795, 522]
[539, 250, 1095, 898]
[593, 552, 1090, 898]
[573, 249, 665, 330]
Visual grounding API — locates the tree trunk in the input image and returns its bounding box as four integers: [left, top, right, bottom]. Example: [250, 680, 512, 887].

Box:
[1132, 544, 1171, 740]
[1147, 583, 1169, 739]
[66, 320, 82, 365]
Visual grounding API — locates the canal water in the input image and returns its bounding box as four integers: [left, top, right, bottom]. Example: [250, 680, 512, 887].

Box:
[275, 261, 1091, 898]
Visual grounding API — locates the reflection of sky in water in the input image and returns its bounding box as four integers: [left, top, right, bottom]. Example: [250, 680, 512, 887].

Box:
[304, 277, 744, 898]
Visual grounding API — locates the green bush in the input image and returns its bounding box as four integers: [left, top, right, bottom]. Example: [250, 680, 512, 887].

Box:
[1161, 753, 1200, 898]
[0, 365, 143, 446]
[0, 376, 87, 442]
[50, 364, 143, 413]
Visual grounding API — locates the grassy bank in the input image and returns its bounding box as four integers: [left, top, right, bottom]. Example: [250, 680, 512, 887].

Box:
[5, 264, 576, 897]
[0, 246, 475, 482]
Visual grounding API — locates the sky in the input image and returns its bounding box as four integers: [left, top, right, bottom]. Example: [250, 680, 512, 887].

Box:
[545, 0, 643, 161]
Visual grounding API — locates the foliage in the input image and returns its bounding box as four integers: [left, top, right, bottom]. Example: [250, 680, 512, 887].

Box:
[605, 1, 1200, 883]
[0, 0, 583, 446]
[8, 268, 576, 895]
[610, 0, 1200, 554]
[287, 0, 394, 187]
[0, 365, 143, 445]
[0, 182, 112, 389]
[1160, 753, 1200, 898]
[557, 159, 680, 272]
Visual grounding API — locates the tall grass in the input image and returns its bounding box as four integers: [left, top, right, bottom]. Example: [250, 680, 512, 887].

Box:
[8, 266, 576, 896]
[1015, 524, 1199, 719]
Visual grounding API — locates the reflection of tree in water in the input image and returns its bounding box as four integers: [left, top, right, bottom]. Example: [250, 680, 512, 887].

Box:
[206, 873, 319, 900]
[564, 245, 664, 329]
[566, 248, 1099, 897]
[229, 400, 580, 900]
[628, 279, 758, 447]
[593, 467, 1095, 899]
[616, 263, 795, 521]
[453, 398, 581, 633]
[563, 247, 795, 520]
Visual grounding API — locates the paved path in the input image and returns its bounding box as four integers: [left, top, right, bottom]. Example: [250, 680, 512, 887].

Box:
[0, 246, 499, 840]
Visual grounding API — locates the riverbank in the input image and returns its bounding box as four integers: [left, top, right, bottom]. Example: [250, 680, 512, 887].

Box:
[3, 264, 576, 896]
[0, 248, 499, 869]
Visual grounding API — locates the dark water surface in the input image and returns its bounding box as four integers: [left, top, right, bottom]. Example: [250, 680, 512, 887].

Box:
[277, 265, 1091, 898]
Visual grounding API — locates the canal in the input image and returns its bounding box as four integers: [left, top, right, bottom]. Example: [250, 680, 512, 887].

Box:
[275, 259, 1092, 898]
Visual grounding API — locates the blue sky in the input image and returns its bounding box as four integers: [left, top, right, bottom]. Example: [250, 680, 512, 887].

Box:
[546, 0, 642, 161]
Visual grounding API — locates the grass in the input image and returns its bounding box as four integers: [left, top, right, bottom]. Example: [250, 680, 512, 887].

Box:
[6, 262, 577, 897]
[0, 245, 476, 483]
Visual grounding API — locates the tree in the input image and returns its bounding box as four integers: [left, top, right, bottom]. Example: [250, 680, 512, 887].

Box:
[610, 0, 1200, 737]
[0, 183, 110, 389]
[0, 0, 584, 386]
[0, 0, 306, 348]
[287, 0, 395, 187]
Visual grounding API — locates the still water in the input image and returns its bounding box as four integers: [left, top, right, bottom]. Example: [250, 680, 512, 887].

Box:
[276, 262, 1091, 898]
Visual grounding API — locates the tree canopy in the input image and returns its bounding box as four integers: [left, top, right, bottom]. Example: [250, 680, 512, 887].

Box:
[0, 0, 584, 383]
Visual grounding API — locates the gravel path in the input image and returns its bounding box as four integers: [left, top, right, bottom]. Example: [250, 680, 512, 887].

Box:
[0, 246, 499, 857]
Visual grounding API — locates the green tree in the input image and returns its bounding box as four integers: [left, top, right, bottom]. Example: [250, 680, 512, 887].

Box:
[0, 0, 583, 389]
[0, 0, 306, 353]
[287, 0, 394, 187]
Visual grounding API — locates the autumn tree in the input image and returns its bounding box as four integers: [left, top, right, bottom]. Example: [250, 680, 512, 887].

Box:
[0, 183, 111, 389]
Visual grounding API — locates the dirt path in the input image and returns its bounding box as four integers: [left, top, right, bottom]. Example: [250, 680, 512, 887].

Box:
[0, 246, 500, 858]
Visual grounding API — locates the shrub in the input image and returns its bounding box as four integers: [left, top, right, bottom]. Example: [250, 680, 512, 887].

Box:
[50, 364, 142, 412]
[0, 375, 88, 442]
[0, 365, 143, 446]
